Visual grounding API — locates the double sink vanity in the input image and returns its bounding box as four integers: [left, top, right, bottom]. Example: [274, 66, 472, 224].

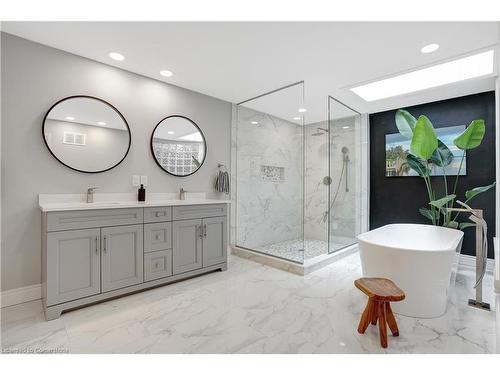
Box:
[40, 193, 229, 320]
[38, 95, 229, 320]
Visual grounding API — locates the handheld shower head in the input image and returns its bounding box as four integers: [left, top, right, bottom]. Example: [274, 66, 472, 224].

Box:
[341, 146, 350, 162]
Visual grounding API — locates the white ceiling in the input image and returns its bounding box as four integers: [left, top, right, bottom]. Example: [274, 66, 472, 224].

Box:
[3, 22, 499, 123]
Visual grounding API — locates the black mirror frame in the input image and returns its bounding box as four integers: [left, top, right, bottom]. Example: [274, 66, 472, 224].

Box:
[150, 115, 207, 178]
[42, 95, 132, 174]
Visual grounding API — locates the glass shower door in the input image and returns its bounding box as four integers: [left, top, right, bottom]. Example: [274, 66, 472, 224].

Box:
[235, 82, 306, 263]
[328, 96, 362, 253]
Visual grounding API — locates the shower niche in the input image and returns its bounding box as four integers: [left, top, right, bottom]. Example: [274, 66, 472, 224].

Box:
[235, 82, 364, 265]
[260, 165, 285, 182]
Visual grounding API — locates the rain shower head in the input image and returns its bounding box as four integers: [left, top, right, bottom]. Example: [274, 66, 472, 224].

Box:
[311, 127, 328, 136]
[341, 146, 349, 154]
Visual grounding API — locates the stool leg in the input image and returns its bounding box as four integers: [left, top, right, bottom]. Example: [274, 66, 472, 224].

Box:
[357, 299, 375, 334]
[385, 302, 399, 337]
[371, 301, 379, 325]
[378, 302, 388, 348]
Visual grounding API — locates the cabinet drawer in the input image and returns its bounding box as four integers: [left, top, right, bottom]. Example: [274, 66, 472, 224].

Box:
[144, 250, 172, 282]
[144, 222, 172, 253]
[46, 208, 143, 232]
[144, 207, 172, 223]
[172, 204, 227, 221]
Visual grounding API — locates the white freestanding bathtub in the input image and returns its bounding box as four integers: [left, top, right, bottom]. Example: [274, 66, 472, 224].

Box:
[357, 224, 464, 318]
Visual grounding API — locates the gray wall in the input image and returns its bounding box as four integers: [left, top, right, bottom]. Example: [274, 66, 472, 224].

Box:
[1, 33, 232, 291]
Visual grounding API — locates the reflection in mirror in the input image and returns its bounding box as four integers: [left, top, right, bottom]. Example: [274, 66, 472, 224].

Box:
[151, 116, 206, 177]
[43, 96, 131, 173]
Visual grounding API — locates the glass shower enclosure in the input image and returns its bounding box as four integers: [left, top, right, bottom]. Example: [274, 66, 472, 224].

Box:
[235, 82, 362, 264]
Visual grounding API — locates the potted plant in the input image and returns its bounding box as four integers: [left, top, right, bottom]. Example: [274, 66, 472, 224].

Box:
[394, 109, 495, 229]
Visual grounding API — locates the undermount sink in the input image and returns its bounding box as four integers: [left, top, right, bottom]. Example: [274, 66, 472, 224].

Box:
[91, 201, 122, 206]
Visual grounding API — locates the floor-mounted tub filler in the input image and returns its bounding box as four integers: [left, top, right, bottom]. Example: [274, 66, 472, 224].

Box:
[357, 224, 464, 318]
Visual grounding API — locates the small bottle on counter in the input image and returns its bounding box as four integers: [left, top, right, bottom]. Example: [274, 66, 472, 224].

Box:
[138, 184, 146, 202]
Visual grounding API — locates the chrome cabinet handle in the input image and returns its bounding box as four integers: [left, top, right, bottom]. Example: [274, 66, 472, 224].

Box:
[198, 225, 203, 239]
[203, 224, 207, 238]
[95, 236, 98, 254]
[103, 235, 107, 253]
[155, 211, 165, 217]
[155, 234, 160, 240]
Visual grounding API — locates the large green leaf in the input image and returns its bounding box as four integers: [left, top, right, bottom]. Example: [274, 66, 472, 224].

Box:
[419, 207, 437, 222]
[410, 115, 438, 160]
[445, 221, 459, 229]
[429, 194, 456, 209]
[395, 109, 417, 139]
[459, 222, 476, 230]
[406, 154, 429, 177]
[453, 120, 485, 150]
[430, 139, 453, 167]
[465, 181, 496, 201]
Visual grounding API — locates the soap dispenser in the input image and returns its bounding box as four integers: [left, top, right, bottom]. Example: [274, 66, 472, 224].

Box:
[138, 184, 146, 202]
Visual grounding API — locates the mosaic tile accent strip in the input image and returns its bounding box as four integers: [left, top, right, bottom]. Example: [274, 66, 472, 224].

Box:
[255, 238, 356, 262]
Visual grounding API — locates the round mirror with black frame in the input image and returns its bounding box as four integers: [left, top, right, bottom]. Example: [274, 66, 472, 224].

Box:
[42, 95, 131, 173]
[151, 115, 207, 177]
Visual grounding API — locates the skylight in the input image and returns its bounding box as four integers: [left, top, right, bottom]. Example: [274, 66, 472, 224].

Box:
[351, 50, 495, 102]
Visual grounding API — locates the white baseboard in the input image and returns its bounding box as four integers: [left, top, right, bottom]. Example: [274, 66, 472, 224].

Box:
[1, 284, 41, 308]
[458, 253, 495, 274]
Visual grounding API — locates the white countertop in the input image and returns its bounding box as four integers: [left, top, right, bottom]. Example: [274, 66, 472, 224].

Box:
[39, 193, 231, 212]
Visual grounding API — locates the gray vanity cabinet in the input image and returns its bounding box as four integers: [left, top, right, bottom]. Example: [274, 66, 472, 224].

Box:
[42, 203, 228, 320]
[202, 216, 227, 267]
[101, 224, 143, 292]
[173, 219, 203, 274]
[46, 228, 101, 306]
[172, 215, 227, 274]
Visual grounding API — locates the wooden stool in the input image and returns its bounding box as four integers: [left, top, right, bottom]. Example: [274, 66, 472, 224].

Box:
[354, 277, 405, 348]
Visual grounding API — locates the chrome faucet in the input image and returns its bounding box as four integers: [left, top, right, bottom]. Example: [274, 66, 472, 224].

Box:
[87, 187, 98, 203]
[179, 187, 187, 200]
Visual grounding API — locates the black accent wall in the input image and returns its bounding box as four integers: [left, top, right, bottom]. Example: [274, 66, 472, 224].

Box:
[369, 91, 496, 258]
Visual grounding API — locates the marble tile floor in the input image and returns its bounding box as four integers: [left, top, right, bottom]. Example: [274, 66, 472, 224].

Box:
[256, 238, 356, 263]
[1, 252, 497, 354]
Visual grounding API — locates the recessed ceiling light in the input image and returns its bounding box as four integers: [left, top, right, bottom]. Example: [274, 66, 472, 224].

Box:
[293, 117, 301, 121]
[65, 116, 75, 121]
[97, 121, 106, 126]
[108, 52, 125, 61]
[351, 50, 494, 102]
[160, 70, 174, 77]
[167, 131, 175, 135]
[342, 126, 350, 129]
[421, 43, 440, 54]
[298, 108, 307, 113]
[251, 121, 259, 125]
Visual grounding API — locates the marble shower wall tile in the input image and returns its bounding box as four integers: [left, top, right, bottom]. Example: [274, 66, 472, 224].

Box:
[235, 106, 303, 249]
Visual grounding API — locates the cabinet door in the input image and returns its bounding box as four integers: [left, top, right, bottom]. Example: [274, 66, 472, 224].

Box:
[46, 228, 100, 306]
[101, 224, 143, 292]
[173, 219, 202, 274]
[202, 216, 227, 267]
